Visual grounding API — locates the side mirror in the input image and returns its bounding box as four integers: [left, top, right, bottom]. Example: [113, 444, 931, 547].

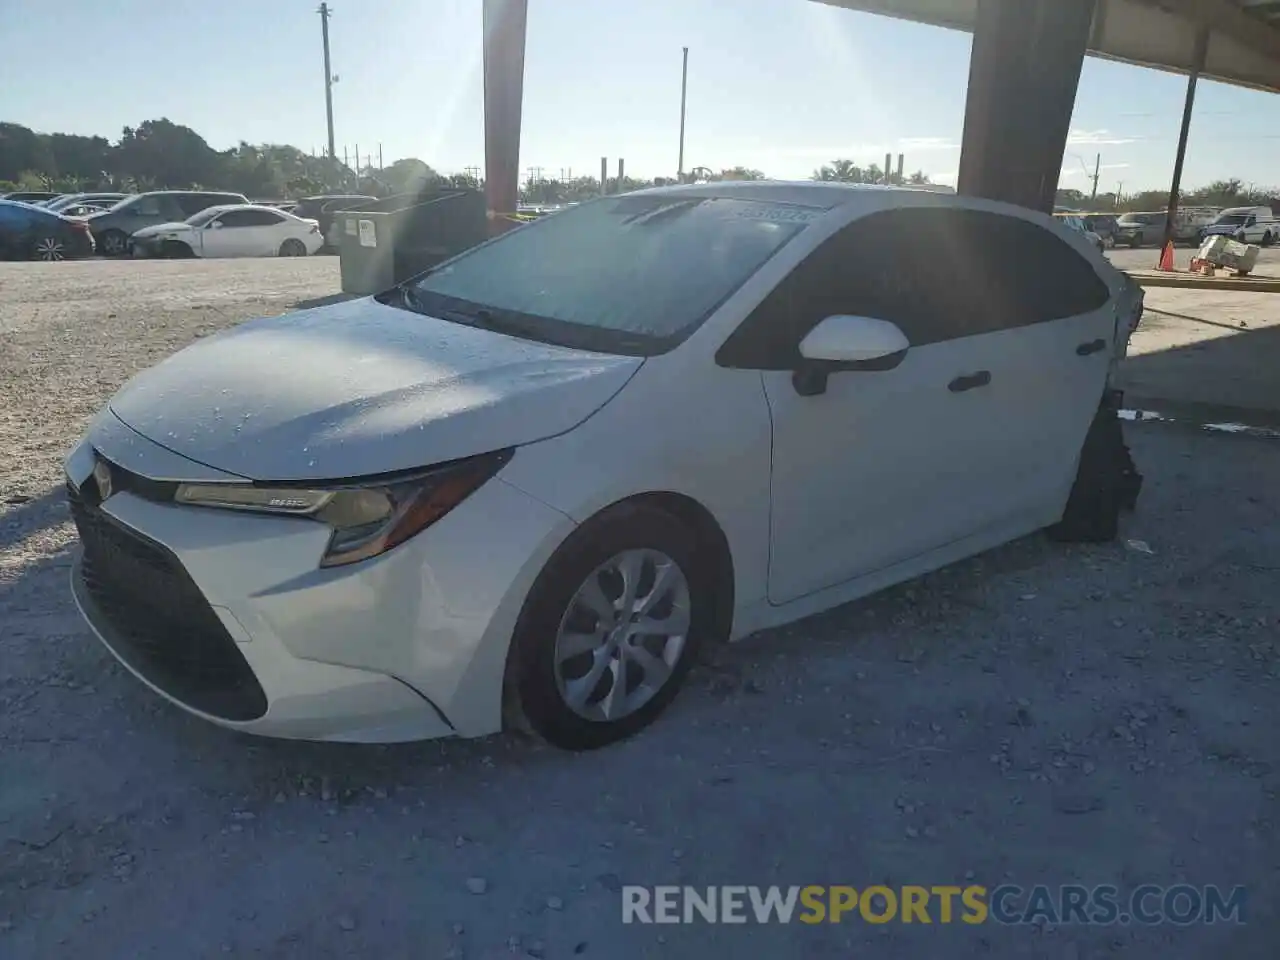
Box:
[793, 316, 910, 397]
[207, 220, 223, 229]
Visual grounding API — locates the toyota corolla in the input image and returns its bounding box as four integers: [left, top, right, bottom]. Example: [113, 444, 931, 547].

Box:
[65, 182, 1143, 750]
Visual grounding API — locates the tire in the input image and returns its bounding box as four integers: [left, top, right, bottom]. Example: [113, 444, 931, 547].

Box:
[1236, 232, 1246, 244]
[279, 238, 308, 257]
[161, 240, 193, 259]
[1129, 238, 1141, 249]
[1046, 395, 1143, 543]
[98, 229, 128, 257]
[1263, 232, 1274, 248]
[505, 503, 713, 750]
[31, 235, 67, 261]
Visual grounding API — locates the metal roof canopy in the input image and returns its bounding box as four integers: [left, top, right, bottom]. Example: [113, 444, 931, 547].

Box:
[816, 0, 1280, 94]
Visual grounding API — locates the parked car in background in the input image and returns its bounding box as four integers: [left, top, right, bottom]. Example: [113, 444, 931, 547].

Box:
[1113, 212, 1168, 248]
[85, 190, 249, 256]
[1, 190, 61, 205]
[1082, 214, 1118, 249]
[130, 204, 323, 259]
[292, 194, 377, 252]
[46, 192, 130, 214]
[1199, 206, 1278, 246]
[1054, 212, 1105, 252]
[64, 183, 1144, 749]
[0, 198, 96, 260]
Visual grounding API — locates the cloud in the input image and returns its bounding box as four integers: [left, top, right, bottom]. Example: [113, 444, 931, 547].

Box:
[1067, 128, 1139, 146]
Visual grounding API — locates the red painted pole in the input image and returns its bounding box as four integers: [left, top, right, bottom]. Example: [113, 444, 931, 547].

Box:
[482, 0, 529, 236]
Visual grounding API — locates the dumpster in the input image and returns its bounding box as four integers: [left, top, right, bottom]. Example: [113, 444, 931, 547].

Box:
[337, 187, 488, 296]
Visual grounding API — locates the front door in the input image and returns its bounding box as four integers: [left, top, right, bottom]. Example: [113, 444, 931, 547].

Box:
[762, 330, 1011, 604]
[717, 206, 1028, 605]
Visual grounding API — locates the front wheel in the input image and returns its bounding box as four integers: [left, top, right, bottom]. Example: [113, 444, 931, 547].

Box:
[31, 235, 67, 261]
[98, 229, 128, 257]
[505, 503, 711, 750]
[1263, 232, 1274, 248]
[279, 238, 308, 257]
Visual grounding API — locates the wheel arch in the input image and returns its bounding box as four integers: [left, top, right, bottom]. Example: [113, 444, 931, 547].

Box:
[618, 491, 735, 646]
[499, 489, 736, 730]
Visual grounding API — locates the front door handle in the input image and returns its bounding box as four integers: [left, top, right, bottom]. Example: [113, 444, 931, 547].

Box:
[948, 371, 991, 393]
[1076, 338, 1107, 356]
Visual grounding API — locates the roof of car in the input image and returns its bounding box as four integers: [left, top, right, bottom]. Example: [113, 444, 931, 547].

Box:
[200, 203, 289, 214]
[629, 180, 962, 210]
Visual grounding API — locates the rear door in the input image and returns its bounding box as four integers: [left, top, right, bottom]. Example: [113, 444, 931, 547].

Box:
[960, 208, 1119, 506]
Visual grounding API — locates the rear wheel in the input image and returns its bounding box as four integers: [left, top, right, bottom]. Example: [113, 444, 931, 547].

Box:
[98, 229, 128, 257]
[31, 235, 66, 261]
[1047, 395, 1143, 543]
[505, 504, 712, 750]
[279, 238, 308, 257]
[1263, 231, 1274, 248]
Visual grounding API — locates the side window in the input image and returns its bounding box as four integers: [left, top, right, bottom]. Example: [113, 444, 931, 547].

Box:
[214, 210, 257, 228]
[173, 194, 212, 217]
[134, 196, 163, 217]
[239, 209, 285, 226]
[718, 207, 1111, 370]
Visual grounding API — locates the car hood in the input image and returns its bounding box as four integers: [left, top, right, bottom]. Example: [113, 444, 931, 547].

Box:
[108, 297, 643, 482]
[132, 222, 194, 238]
[1203, 223, 1242, 234]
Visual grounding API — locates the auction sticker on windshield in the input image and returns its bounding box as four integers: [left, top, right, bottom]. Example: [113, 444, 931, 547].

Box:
[358, 219, 376, 247]
[729, 206, 823, 224]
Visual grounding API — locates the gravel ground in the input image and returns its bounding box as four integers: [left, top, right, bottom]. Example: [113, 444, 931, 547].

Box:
[1, 258, 1277, 959]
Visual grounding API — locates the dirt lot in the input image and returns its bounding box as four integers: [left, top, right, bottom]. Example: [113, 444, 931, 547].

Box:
[1, 258, 1277, 959]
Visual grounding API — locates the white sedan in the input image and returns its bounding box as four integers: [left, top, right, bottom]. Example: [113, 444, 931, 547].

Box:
[64, 183, 1144, 750]
[129, 204, 323, 259]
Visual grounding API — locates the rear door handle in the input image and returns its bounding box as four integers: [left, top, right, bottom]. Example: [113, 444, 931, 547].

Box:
[1076, 338, 1107, 356]
[948, 371, 991, 393]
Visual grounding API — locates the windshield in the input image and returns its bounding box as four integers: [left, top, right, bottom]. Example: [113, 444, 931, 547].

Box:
[1213, 214, 1248, 226]
[398, 194, 817, 355]
[186, 208, 223, 226]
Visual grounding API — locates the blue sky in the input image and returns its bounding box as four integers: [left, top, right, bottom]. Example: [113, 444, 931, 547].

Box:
[4, 0, 1280, 192]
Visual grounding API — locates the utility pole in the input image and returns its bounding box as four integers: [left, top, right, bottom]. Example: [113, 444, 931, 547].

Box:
[355, 143, 361, 178]
[677, 47, 689, 181]
[378, 143, 383, 170]
[318, 3, 336, 159]
[1090, 152, 1101, 202]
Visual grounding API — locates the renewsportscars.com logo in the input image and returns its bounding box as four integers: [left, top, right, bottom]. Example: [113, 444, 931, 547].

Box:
[621, 885, 1247, 926]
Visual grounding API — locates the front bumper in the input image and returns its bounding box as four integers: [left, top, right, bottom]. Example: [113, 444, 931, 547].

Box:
[63, 425, 575, 743]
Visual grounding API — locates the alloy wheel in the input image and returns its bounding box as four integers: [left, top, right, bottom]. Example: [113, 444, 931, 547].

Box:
[553, 548, 691, 723]
[34, 237, 65, 261]
[102, 232, 126, 255]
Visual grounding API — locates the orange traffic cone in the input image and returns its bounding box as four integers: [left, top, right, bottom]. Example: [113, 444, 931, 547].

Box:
[1158, 242, 1175, 271]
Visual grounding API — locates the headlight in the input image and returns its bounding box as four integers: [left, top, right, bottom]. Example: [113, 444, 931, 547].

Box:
[175, 449, 512, 567]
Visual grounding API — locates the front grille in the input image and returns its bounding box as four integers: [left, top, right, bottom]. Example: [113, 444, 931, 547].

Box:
[68, 478, 268, 722]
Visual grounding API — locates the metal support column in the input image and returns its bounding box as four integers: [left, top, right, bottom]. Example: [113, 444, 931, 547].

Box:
[482, 0, 529, 234]
[958, 0, 1097, 212]
[1159, 27, 1210, 262]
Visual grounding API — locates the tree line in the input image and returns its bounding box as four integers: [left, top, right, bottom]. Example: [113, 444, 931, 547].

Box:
[1058, 180, 1279, 214]
[1, 117, 941, 204]
[9, 116, 1265, 211]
